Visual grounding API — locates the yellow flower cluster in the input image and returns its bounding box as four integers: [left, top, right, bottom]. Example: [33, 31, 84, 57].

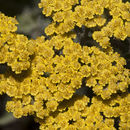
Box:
[0, 13, 37, 73]
[0, 33, 129, 129]
[37, 92, 129, 130]
[0, 13, 18, 33]
[39, 0, 106, 35]
[39, 0, 130, 48]
[0, 0, 129, 129]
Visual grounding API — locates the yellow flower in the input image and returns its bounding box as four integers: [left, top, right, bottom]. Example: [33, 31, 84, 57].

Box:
[94, 17, 106, 26]
[50, 73, 61, 84]
[101, 27, 113, 37]
[26, 40, 37, 55]
[54, 91, 64, 101]
[86, 77, 97, 87]
[22, 105, 34, 116]
[47, 0, 56, 6]
[6, 85, 17, 97]
[63, 10, 73, 20]
[69, 0, 79, 5]
[105, 119, 114, 127]
[71, 61, 81, 70]
[62, 1, 72, 11]
[63, 90, 73, 99]
[75, 118, 85, 128]
[63, 46, 73, 56]
[53, 0, 63, 11]
[109, 18, 123, 31]
[66, 125, 76, 130]
[0, 13, 18, 33]
[53, 39, 64, 50]
[104, 107, 114, 117]
[21, 84, 30, 95]
[11, 61, 23, 74]
[30, 85, 39, 96]
[0, 81, 6, 94]
[93, 85, 102, 94]
[33, 101, 43, 112]
[35, 93, 44, 101]
[44, 116, 55, 126]
[64, 19, 75, 30]
[125, 22, 130, 37]
[120, 113, 129, 122]
[99, 37, 110, 48]
[6, 101, 15, 112]
[61, 73, 71, 83]
[43, 67, 52, 77]
[73, 12, 85, 27]
[13, 108, 23, 118]
[46, 100, 58, 112]
[53, 11, 64, 22]
[81, 0, 90, 6]
[74, 100, 86, 111]
[59, 120, 69, 129]
[94, 5, 104, 15]
[71, 79, 82, 89]
[45, 23, 55, 35]
[19, 50, 29, 61]
[92, 31, 105, 42]
[119, 122, 129, 130]
[114, 27, 127, 40]
[110, 7, 121, 18]
[42, 6, 53, 16]
[75, 6, 86, 18]
[85, 7, 94, 19]
[121, 11, 130, 21]
[118, 82, 128, 92]
[21, 61, 30, 70]
[97, 0, 109, 8]
[22, 95, 31, 105]
[101, 90, 112, 99]
[36, 108, 46, 119]
[35, 63, 45, 75]
[62, 56, 72, 66]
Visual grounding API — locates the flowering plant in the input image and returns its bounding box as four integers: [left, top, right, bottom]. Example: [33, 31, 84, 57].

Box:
[0, 0, 129, 129]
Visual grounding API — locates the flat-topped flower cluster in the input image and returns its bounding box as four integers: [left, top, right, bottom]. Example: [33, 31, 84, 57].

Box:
[0, 0, 129, 129]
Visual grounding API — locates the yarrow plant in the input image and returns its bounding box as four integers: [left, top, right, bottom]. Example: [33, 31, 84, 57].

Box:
[0, 0, 130, 130]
